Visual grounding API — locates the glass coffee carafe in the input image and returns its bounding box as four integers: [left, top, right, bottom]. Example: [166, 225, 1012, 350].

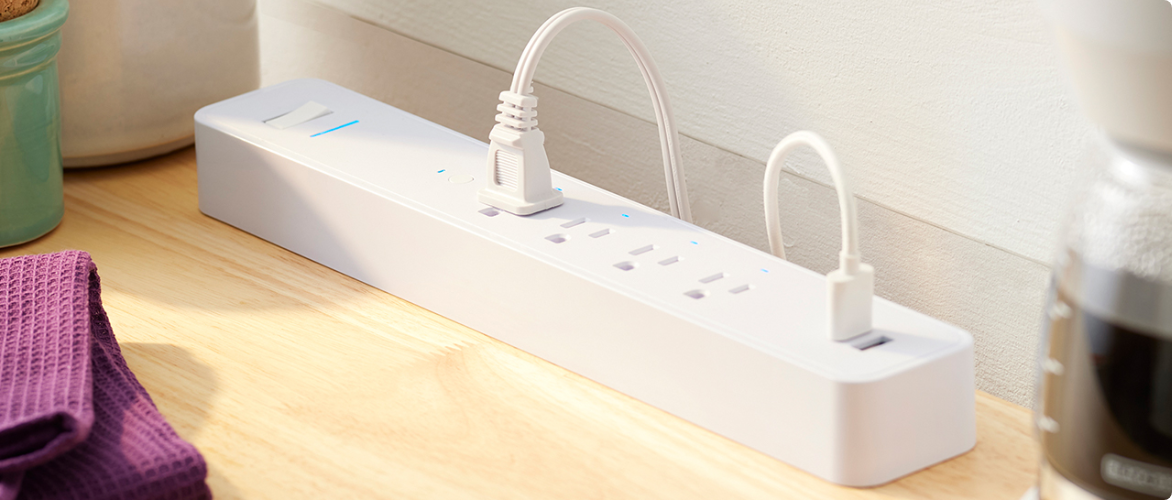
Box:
[1039, 142, 1172, 500]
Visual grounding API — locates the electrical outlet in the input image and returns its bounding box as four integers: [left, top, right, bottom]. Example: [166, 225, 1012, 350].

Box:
[196, 79, 975, 487]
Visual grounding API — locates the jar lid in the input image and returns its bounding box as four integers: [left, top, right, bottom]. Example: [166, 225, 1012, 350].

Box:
[0, 0, 67, 46]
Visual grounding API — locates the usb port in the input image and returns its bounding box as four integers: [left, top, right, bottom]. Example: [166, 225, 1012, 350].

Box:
[852, 335, 893, 351]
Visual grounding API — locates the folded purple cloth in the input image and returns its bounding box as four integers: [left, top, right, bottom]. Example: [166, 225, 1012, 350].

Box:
[0, 251, 211, 500]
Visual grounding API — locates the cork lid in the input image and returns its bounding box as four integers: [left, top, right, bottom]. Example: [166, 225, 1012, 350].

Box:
[0, 0, 38, 23]
[0, 0, 66, 47]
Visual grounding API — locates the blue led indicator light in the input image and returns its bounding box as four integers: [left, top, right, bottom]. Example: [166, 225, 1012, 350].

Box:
[556, 187, 563, 192]
[761, 268, 770, 273]
[690, 241, 699, 245]
[310, 120, 359, 137]
[437, 169, 446, 174]
[621, 214, 630, 218]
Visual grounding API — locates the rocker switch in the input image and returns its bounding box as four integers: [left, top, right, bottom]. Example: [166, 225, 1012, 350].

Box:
[265, 101, 332, 129]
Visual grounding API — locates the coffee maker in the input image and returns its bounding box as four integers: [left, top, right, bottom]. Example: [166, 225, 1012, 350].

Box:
[1038, 0, 1172, 499]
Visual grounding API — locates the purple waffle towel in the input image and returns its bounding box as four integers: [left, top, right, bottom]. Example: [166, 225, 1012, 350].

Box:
[0, 251, 210, 500]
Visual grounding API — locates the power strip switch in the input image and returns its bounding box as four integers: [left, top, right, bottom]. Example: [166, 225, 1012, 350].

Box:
[196, 79, 976, 487]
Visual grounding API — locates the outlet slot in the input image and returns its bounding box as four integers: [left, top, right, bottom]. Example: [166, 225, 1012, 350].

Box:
[729, 284, 752, 294]
[630, 245, 656, 256]
[700, 273, 727, 284]
[545, 234, 569, 244]
[589, 229, 612, 238]
[614, 261, 638, 271]
[658, 256, 681, 266]
[852, 335, 893, 351]
[684, 289, 709, 300]
[479, 207, 500, 217]
[561, 217, 587, 228]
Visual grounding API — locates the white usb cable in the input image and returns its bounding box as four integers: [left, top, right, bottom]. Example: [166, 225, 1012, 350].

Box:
[764, 131, 873, 341]
[480, 7, 693, 222]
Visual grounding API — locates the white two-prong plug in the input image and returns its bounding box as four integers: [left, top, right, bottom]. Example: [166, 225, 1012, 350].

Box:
[479, 90, 563, 216]
[479, 7, 693, 221]
[764, 131, 873, 342]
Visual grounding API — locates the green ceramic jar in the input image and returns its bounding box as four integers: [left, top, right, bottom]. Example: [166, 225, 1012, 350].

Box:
[0, 0, 68, 247]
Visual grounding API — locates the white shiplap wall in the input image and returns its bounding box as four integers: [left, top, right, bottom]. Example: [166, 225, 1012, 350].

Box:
[259, 0, 1101, 406]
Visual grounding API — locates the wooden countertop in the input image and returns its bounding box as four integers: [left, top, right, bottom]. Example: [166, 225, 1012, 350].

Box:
[3, 148, 1040, 499]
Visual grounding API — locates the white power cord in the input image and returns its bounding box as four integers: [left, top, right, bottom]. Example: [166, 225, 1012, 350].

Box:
[764, 131, 873, 341]
[479, 7, 693, 222]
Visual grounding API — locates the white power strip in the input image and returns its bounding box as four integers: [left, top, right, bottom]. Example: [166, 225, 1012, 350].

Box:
[196, 79, 975, 487]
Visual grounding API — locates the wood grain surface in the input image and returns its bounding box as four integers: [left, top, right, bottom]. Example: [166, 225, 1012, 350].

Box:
[1, 148, 1041, 498]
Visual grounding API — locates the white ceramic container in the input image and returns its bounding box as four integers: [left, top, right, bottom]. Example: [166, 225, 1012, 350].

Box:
[57, 0, 259, 167]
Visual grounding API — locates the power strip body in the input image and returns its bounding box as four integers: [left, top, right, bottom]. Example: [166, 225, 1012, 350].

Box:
[196, 79, 975, 486]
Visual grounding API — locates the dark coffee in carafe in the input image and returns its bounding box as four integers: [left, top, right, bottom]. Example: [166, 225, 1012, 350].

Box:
[1041, 286, 1172, 499]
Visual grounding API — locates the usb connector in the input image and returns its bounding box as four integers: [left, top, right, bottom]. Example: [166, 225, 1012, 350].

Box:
[764, 131, 874, 341]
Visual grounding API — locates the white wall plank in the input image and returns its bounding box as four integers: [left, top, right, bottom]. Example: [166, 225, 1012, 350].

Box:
[311, 0, 1099, 266]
